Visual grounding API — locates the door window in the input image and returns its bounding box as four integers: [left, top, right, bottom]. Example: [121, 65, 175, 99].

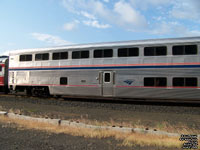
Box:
[104, 73, 111, 83]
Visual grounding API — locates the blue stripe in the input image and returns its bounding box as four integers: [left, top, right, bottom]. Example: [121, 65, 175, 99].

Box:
[9, 65, 200, 71]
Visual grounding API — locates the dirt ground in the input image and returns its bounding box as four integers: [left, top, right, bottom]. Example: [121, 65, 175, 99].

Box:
[0, 95, 199, 149]
[0, 121, 182, 150]
[0, 95, 199, 134]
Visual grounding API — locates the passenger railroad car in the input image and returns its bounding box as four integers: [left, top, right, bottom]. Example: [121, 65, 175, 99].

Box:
[8, 37, 200, 100]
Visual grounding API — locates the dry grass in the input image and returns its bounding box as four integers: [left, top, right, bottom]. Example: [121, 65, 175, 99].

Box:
[2, 107, 200, 135]
[74, 117, 200, 135]
[0, 115, 190, 149]
[2, 107, 199, 135]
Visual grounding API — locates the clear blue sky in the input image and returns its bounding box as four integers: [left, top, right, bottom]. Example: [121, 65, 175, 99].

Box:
[0, 0, 200, 54]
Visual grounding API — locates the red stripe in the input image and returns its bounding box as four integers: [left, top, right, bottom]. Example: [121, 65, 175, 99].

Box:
[116, 86, 200, 89]
[8, 84, 199, 89]
[9, 62, 200, 69]
[12, 84, 98, 87]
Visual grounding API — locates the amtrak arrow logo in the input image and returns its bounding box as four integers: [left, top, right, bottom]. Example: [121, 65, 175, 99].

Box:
[124, 79, 134, 85]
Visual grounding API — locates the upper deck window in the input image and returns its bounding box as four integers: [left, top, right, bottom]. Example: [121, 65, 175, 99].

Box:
[94, 49, 113, 58]
[35, 53, 49, 61]
[173, 45, 197, 55]
[72, 50, 89, 59]
[19, 55, 32, 61]
[118, 47, 139, 57]
[144, 46, 167, 56]
[53, 52, 68, 60]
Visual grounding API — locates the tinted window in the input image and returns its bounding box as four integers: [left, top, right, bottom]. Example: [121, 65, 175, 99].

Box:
[104, 49, 113, 57]
[144, 77, 167, 87]
[173, 46, 184, 55]
[94, 49, 113, 58]
[118, 48, 127, 57]
[60, 52, 68, 59]
[173, 45, 197, 55]
[72, 51, 89, 59]
[185, 45, 197, 55]
[173, 77, 197, 87]
[20, 55, 32, 61]
[94, 50, 103, 58]
[144, 78, 154, 86]
[35, 53, 49, 61]
[156, 47, 167, 56]
[144, 47, 154, 56]
[43, 53, 49, 60]
[104, 73, 110, 82]
[53, 53, 60, 60]
[81, 51, 89, 58]
[60, 77, 68, 85]
[0, 66, 2, 71]
[35, 54, 42, 61]
[20, 55, 26, 61]
[173, 78, 184, 86]
[72, 51, 80, 59]
[185, 78, 197, 86]
[144, 46, 167, 56]
[118, 47, 139, 57]
[53, 52, 68, 60]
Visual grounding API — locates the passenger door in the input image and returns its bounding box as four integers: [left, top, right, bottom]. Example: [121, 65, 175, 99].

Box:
[101, 71, 114, 97]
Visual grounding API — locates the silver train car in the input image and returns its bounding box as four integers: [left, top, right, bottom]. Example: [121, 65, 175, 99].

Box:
[8, 37, 200, 101]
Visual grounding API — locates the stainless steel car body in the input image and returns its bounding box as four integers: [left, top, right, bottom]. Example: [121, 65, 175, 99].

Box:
[8, 37, 200, 100]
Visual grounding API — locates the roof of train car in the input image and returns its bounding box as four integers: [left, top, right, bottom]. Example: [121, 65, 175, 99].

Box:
[9, 36, 200, 55]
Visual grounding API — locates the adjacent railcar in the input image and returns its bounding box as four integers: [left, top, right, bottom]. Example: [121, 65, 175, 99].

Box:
[0, 56, 9, 93]
[8, 37, 200, 100]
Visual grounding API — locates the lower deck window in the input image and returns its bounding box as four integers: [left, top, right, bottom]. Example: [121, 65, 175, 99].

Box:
[60, 77, 68, 85]
[144, 77, 167, 87]
[0, 66, 2, 71]
[173, 77, 197, 87]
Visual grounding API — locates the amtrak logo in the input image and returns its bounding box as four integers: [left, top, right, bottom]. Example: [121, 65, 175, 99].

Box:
[124, 79, 134, 85]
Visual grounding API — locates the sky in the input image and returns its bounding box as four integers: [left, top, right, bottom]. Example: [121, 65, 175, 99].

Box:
[0, 0, 200, 54]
